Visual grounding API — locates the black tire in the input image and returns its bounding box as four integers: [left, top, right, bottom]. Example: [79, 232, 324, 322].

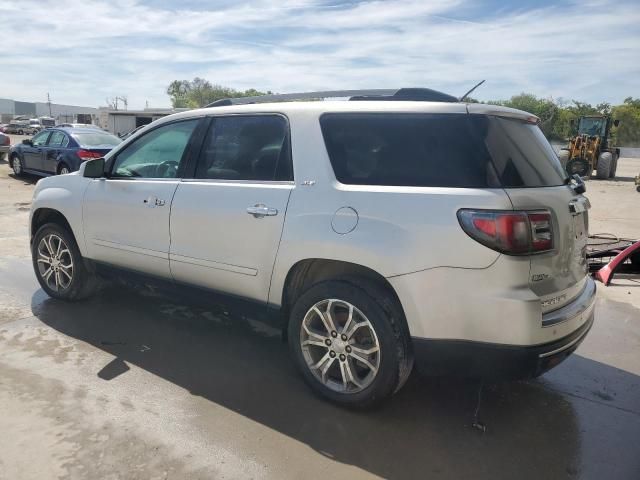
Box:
[18, 129, 24, 135]
[288, 279, 413, 408]
[609, 154, 618, 178]
[11, 155, 23, 176]
[58, 163, 70, 175]
[595, 152, 612, 179]
[558, 150, 570, 171]
[566, 158, 590, 177]
[32, 223, 98, 301]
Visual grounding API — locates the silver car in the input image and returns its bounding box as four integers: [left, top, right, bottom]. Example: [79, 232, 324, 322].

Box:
[28, 88, 595, 407]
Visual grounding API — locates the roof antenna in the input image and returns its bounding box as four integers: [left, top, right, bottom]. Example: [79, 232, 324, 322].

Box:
[459, 80, 485, 102]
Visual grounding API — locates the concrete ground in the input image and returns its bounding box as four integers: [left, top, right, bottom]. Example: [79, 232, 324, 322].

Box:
[0, 137, 639, 480]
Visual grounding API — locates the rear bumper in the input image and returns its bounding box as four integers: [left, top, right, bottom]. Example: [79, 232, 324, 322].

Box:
[411, 276, 596, 379]
[412, 308, 594, 380]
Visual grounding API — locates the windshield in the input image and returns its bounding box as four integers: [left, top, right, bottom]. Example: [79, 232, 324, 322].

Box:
[73, 132, 121, 147]
[578, 117, 606, 137]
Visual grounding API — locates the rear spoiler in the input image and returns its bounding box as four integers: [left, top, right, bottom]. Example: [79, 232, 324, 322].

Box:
[466, 103, 540, 123]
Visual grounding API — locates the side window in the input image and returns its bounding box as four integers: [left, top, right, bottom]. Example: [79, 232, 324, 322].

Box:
[320, 113, 494, 188]
[48, 131, 68, 147]
[194, 115, 292, 181]
[32, 131, 50, 147]
[112, 119, 199, 178]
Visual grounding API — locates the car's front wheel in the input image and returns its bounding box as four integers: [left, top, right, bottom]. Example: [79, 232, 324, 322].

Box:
[32, 223, 98, 301]
[288, 280, 412, 408]
[11, 155, 23, 176]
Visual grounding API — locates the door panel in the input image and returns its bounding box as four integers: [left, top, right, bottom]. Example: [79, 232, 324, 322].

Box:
[82, 118, 201, 278]
[170, 181, 292, 300]
[23, 131, 50, 170]
[169, 114, 294, 301]
[43, 130, 69, 173]
[83, 179, 179, 277]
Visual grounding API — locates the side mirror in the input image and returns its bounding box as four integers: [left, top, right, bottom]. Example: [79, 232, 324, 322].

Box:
[22, 139, 33, 146]
[83, 157, 105, 178]
[613, 119, 620, 127]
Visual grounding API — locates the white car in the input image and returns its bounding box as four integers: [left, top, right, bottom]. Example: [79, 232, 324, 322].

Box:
[29, 88, 596, 407]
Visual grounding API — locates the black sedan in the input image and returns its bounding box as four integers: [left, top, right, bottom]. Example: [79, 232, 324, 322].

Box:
[9, 127, 121, 177]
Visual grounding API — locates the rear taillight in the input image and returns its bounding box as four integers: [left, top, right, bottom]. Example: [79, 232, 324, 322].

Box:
[77, 149, 102, 161]
[458, 209, 554, 255]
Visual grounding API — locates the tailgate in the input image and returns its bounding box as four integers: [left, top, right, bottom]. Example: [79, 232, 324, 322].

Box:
[467, 112, 591, 312]
[505, 187, 590, 312]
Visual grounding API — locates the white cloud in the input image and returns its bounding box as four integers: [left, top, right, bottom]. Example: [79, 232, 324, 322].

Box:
[0, 0, 638, 108]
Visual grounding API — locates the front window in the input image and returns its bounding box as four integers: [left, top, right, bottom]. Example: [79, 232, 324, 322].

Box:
[578, 117, 606, 137]
[111, 120, 198, 178]
[31, 131, 50, 147]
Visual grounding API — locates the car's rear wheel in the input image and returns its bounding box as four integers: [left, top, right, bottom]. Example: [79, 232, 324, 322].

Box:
[11, 155, 23, 176]
[18, 129, 24, 135]
[58, 164, 70, 175]
[288, 280, 412, 408]
[32, 223, 98, 301]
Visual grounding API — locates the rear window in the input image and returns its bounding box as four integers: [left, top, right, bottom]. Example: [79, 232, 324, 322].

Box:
[72, 132, 121, 147]
[477, 115, 568, 187]
[320, 113, 567, 188]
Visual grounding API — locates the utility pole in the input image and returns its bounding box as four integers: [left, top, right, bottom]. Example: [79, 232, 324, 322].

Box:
[47, 93, 52, 117]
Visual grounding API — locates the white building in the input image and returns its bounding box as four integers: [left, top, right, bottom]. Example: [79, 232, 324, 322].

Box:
[0, 98, 99, 124]
[100, 108, 188, 135]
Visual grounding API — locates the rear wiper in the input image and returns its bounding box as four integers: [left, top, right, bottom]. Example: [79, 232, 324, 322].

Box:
[568, 174, 586, 194]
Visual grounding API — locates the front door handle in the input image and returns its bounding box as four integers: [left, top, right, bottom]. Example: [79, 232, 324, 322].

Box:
[247, 204, 278, 218]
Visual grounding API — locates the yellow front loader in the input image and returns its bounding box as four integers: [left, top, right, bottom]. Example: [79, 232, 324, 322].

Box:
[558, 115, 620, 179]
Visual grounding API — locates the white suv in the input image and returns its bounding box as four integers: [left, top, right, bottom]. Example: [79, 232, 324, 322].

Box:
[29, 89, 596, 407]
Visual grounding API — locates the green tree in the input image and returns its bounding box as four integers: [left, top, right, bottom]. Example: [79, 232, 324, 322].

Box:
[612, 98, 640, 146]
[166, 78, 270, 108]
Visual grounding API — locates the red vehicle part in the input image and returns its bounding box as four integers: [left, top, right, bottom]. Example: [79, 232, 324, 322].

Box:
[594, 240, 640, 286]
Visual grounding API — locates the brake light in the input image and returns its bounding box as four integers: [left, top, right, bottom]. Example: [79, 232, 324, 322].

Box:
[458, 209, 554, 255]
[77, 149, 102, 161]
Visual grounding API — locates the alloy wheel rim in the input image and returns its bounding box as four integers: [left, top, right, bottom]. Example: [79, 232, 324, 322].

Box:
[37, 234, 73, 291]
[60, 167, 69, 174]
[300, 299, 381, 393]
[13, 158, 21, 174]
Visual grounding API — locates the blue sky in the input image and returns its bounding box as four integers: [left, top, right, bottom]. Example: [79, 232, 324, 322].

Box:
[1, 0, 638, 109]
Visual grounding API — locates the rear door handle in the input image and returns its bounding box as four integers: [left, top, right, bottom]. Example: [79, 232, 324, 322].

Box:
[247, 204, 278, 218]
[143, 196, 166, 207]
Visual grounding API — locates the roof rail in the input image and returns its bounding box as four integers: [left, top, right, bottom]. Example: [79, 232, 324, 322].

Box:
[205, 88, 458, 108]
